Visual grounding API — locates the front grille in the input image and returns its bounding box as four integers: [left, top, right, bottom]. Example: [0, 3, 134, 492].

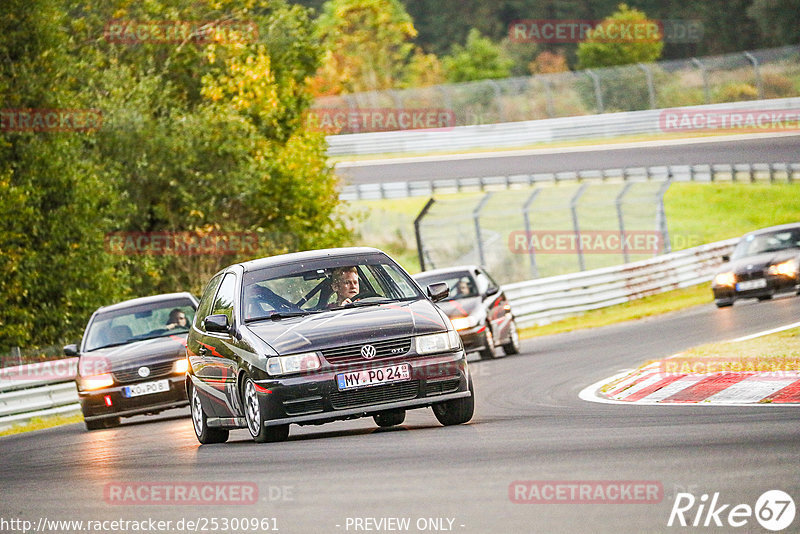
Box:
[113, 361, 174, 384]
[283, 396, 324, 415]
[321, 337, 412, 365]
[425, 377, 461, 396]
[736, 270, 765, 282]
[330, 381, 419, 409]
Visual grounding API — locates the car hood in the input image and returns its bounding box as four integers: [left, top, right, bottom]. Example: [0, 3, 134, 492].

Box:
[719, 250, 799, 275]
[81, 335, 188, 371]
[247, 299, 449, 355]
[434, 297, 482, 319]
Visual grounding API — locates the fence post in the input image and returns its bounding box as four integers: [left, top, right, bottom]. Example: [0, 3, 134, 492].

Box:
[414, 198, 436, 272]
[690, 58, 711, 104]
[473, 193, 492, 267]
[543, 77, 555, 118]
[743, 52, 763, 99]
[656, 178, 672, 254]
[585, 70, 604, 113]
[522, 188, 542, 278]
[637, 63, 657, 109]
[615, 182, 634, 264]
[570, 183, 589, 271]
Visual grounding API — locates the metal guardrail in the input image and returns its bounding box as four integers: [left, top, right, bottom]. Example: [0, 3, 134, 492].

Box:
[341, 162, 800, 201]
[328, 97, 800, 157]
[0, 360, 80, 431]
[503, 238, 738, 328]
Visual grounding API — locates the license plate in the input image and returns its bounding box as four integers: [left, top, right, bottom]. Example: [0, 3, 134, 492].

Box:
[336, 364, 411, 391]
[123, 379, 170, 398]
[736, 278, 767, 291]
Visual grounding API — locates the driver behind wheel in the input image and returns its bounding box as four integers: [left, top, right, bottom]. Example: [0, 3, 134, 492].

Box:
[330, 266, 359, 307]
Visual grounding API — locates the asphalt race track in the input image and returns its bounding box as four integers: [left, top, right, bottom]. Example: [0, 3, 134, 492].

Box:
[2, 295, 799, 533]
[336, 134, 800, 185]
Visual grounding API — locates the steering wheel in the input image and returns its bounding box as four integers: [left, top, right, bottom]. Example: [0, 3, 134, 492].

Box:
[350, 290, 381, 302]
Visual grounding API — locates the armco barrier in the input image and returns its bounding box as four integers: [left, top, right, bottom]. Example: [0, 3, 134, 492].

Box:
[504, 238, 738, 328]
[341, 162, 800, 201]
[0, 235, 742, 429]
[0, 359, 80, 430]
[328, 97, 800, 157]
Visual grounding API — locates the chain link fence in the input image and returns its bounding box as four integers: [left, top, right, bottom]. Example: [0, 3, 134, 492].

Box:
[414, 181, 674, 283]
[314, 46, 800, 130]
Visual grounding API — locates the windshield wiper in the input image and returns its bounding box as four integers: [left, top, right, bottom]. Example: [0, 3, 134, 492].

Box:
[247, 310, 320, 322]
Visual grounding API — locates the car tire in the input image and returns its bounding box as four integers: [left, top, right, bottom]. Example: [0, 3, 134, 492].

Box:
[191, 384, 229, 444]
[715, 299, 733, 308]
[478, 327, 496, 360]
[432, 376, 474, 426]
[373, 409, 406, 427]
[243, 377, 289, 443]
[502, 319, 520, 355]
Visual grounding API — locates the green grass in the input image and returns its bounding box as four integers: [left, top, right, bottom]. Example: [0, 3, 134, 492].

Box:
[349, 182, 800, 335]
[518, 284, 711, 339]
[664, 327, 800, 375]
[0, 413, 83, 437]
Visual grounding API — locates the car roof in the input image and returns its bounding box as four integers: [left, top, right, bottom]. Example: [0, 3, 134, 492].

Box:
[744, 222, 800, 237]
[96, 292, 197, 313]
[413, 265, 479, 278]
[238, 247, 386, 273]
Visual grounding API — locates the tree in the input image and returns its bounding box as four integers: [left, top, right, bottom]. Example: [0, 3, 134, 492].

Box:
[748, 0, 800, 47]
[576, 3, 663, 69]
[312, 0, 418, 94]
[442, 29, 514, 82]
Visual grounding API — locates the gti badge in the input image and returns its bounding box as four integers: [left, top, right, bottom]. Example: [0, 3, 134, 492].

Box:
[138, 366, 151, 378]
[360, 345, 376, 360]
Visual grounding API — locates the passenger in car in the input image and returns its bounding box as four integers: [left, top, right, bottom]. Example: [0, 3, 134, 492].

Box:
[330, 266, 359, 307]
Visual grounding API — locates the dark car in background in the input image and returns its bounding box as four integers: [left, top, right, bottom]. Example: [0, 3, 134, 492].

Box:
[712, 223, 800, 308]
[413, 266, 519, 360]
[186, 247, 473, 444]
[64, 292, 198, 430]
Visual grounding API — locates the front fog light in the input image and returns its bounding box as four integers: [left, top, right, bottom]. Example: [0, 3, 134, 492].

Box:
[713, 272, 735, 287]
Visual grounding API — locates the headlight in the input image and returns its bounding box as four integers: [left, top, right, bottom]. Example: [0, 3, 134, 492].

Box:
[450, 316, 478, 331]
[415, 331, 461, 355]
[767, 259, 799, 277]
[266, 352, 321, 376]
[713, 272, 735, 287]
[172, 358, 189, 374]
[80, 373, 114, 391]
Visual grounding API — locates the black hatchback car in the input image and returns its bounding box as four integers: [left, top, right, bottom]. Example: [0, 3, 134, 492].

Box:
[186, 247, 474, 444]
[712, 223, 800, 307]
[413, 266, 519, 360]
[64, 293, 198, 430]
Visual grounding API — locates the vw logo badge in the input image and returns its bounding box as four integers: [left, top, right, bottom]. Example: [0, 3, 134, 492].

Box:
[137, 366, 151, 378]
[360, 345, 376, 360]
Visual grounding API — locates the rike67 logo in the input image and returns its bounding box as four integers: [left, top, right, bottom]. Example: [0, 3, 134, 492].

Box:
[668, 490, 795, 531]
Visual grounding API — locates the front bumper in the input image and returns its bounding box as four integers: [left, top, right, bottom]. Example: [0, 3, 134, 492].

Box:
[78, 375, 188, 421]
[712, 274, 799, 302]
[249, 351, 470, 428]
[454, 325, 488, 353]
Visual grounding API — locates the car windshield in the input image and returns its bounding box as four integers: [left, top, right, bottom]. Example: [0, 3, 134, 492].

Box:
[731, 228, 800, 259]
[242, 255, 423, 322]
[414, 272, 478, 300]
[84, 298, 196, 351]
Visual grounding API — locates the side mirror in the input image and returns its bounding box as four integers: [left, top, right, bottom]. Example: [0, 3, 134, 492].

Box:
[63, 344, 78, 357]
[485, 286, 499, 297]
[722, 255, 730, 262]
[205, 314, 230, 334]
[427, 282, 450, 302]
